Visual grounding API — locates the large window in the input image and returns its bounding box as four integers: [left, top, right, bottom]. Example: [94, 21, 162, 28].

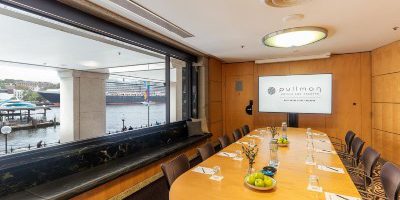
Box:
[0, 4, 197, 156]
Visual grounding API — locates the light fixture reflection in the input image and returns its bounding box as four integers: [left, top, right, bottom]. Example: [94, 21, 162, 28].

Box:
[263, 27, 327, 48]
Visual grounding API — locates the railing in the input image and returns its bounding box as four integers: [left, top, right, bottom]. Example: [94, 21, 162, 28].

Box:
[0, 140, 61, 156]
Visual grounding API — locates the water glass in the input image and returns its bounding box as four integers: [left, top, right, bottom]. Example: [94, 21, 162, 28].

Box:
[269, 143, 279, 167]
[307, 140, 315, 154]
[248, 139, 256, 147]
[281, 122, 288, 139]
[308, 175, 320, 189]
[213, 166, 222, 177]
[235, 150, 242, 159]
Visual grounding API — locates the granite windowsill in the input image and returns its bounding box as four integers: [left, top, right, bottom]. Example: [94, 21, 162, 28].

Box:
[3, 134, 210, 200]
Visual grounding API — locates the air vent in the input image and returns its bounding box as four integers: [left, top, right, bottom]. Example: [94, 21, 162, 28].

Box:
[110, 0, 194, 38]
[264, 0, 306, 7]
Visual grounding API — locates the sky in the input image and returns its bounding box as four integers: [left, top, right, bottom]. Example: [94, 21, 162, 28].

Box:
[0, 64, 60, 83]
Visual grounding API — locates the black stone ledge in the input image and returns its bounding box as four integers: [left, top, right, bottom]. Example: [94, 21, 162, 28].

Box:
[2, 133, 211, 200]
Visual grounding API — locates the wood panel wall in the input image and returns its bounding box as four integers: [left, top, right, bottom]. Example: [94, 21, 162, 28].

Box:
[371, 40, 400, 165]
[221, 62, 255, 141]
[208, 58, 223, 142]
[219, 53, 371, 144]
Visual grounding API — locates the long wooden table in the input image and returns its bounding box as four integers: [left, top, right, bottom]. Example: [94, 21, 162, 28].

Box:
[170, 128, 361, 200]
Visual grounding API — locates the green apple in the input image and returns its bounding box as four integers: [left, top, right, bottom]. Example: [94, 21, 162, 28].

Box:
[264, 176, 273, 187]
[256, 172, 264, 179]
[247, 175, 256, 185]
[255, 179, 265, 187]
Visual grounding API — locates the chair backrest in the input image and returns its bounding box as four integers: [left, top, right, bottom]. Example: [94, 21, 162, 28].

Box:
[218, 135, 231, 149]
[360, 147, 380, 178]
[241, 125, 250, 136]
[381, 162, 400, 200]
[351, 137, 365, 165]
[232, 129, 243, 142]
[197, 143, 215, 161]
[345, 131, 356, 153]
[161, 154, 190, 188]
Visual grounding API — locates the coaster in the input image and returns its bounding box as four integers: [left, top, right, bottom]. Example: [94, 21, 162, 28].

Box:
[305, 161, 317, 165]
[307, 185, 323, 192]
[209, 175, 224, 181]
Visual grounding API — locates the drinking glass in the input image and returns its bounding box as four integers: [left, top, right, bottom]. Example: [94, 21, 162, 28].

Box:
[235, 150, 242, 158]
[269, 143, 279, 167]
[308, 175, 320, 190]
[213, 166, 222, 177]
[248, 139, 256, 147]
[281, 122, 288, 139]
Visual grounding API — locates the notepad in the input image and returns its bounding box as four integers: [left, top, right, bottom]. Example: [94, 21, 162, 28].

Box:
[217, 152, 236, 158]
[325, 192, 361, 200]
[317, 165, 345, 174]
[246, 135, 263, 139]
[313, 133, 327, 137]
[316, 139, 331, 144]
[192, 166, 215, 175]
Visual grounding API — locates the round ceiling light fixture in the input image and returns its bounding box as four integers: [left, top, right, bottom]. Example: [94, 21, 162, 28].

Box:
[262, 26, 328, 48]
[264, 0, 306, 7]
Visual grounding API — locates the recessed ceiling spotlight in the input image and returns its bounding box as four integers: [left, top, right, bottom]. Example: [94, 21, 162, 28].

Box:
[262, 26, 328, 48]
[282, 14, 304, 23]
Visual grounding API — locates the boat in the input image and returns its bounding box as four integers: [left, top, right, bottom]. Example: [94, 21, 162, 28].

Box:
[0, 99, 37, 109]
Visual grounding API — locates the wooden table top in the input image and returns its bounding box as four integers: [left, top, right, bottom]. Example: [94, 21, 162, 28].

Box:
[170, 128, 361, 200]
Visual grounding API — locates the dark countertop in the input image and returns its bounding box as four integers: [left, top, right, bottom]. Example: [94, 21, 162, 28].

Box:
[2, 134, 209, 200]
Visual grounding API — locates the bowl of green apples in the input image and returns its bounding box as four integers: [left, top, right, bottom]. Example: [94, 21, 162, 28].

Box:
[244, 172, 277, 191]
[277, 137, 289, 147]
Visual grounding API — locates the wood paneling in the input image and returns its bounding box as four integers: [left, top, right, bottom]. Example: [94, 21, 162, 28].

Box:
[222, 62, 254, 137]
[208, 58, 223, 142]
[220, 53, 372, 145]
[372, 40, 400, 165]
[372, 41, 400, 76]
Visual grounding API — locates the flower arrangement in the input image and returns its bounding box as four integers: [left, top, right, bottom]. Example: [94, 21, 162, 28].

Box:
[242, 144, 259, 174]
[268, 126, 279, 139]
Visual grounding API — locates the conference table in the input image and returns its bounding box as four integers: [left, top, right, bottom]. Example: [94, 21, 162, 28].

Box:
[170, 128, 361, 200]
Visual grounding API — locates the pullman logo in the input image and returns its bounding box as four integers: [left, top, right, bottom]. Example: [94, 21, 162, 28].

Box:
[267, 87, 276, 95]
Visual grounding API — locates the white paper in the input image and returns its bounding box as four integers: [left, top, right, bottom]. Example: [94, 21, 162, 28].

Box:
[192, 166, 215, 175]
[313, 133, 327, 137]
[315, 149, 337, 154]
[325, 192, 361, 200]
[209, 175, 224, 181]
[217, 152, 237, 158]
[316, 139, 331, 144]
[317, 165, 345, 174]
[307, 185, 323, 192]
[233, 157, 243, 161]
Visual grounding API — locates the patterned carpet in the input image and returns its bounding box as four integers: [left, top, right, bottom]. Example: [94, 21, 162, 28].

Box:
[338, 154, 387, 200]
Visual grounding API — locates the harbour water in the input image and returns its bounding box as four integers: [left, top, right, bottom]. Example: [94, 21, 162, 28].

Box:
[0, 103, 166, 153]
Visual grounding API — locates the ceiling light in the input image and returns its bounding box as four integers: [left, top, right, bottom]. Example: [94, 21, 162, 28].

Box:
[262, 26, 328, 48]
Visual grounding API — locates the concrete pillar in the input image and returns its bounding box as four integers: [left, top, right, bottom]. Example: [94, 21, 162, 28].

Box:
[58, 70, 108, 143]
[169, 66, 183, 122]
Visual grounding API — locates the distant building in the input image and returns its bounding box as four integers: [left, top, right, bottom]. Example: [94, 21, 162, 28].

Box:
[14, 90, 24, 100]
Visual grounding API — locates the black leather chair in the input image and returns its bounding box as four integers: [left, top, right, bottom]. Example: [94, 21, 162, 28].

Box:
[332, 131, 356, 156]
[348, 147, 380, 190]
[197, 143, 215, 161]
[232, 129, 243, 142]
[161, 154, 190, 188]
[381, 162, 400, 200]
[241, 125, 250, 136]
[218, 134, 231, 149]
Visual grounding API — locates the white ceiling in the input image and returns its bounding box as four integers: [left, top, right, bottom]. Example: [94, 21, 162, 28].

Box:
[90, 0, 400, 62]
